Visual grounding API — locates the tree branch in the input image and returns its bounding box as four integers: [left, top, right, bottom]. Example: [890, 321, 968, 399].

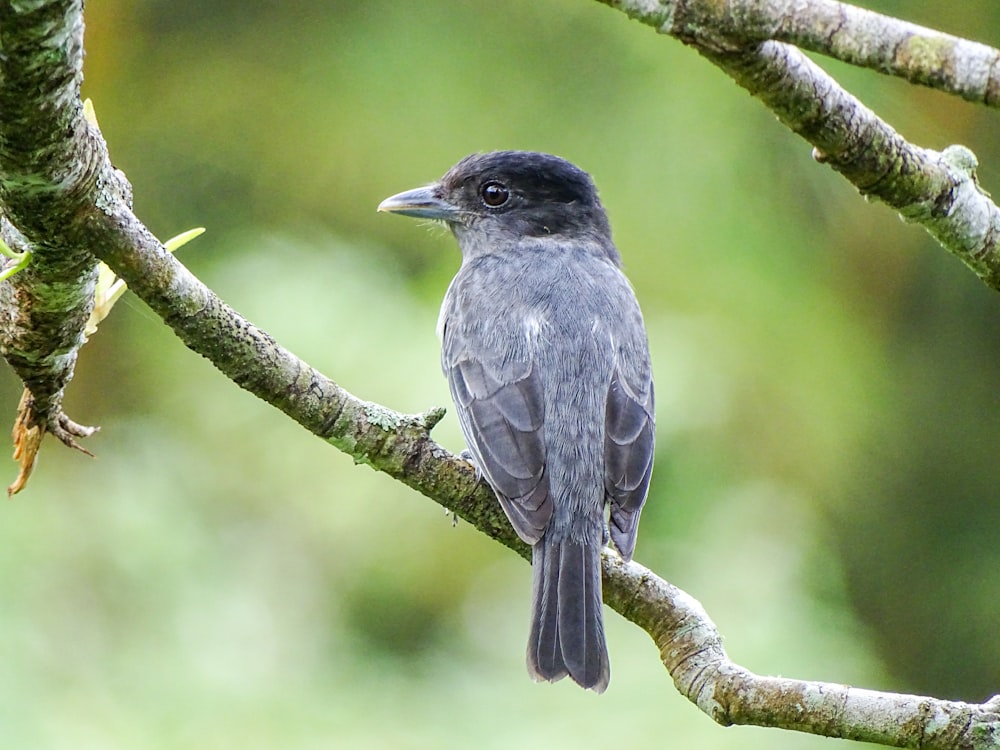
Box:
[2, 0, 1000, 746]
[600, 0, 1000, 292]
[602, 0, 1000, 106]
[0, 0, 104, 491]
[603, 554, 1000, 748]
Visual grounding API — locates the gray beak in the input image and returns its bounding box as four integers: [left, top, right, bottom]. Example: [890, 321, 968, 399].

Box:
[377, 185, 464, 221]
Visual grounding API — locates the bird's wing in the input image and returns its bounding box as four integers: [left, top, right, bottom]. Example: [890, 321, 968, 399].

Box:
[446, 354, 551, 546]
[604, 362, 654, 561]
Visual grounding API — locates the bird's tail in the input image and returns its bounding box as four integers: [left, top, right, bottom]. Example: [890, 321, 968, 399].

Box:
[526, 536, 609, 693]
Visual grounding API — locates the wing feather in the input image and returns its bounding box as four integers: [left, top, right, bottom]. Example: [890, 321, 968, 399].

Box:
[447, 356, 551, 545]
[604, 368, 654, 560]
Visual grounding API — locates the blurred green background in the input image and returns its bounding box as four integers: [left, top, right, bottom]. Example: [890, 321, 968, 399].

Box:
[1, 1, 998, 747]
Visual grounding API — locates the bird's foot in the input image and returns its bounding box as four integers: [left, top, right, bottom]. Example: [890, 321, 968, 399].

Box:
[458, 448, 483, 481]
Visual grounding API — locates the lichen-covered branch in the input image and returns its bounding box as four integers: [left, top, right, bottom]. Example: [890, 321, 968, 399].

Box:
[599, 0, 1000, 291]
[768, 1, 1000, 106]
[603, 554, 1000, 748]
[600, 0, 1000, 106]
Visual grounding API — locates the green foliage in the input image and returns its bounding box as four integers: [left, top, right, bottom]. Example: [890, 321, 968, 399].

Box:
[0, 236, 31, 283]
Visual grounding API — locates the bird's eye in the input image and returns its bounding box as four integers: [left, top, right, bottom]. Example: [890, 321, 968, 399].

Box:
[480, 181, 510, 207]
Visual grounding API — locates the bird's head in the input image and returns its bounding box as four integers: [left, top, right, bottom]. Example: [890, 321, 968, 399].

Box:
[378, 151, 615, 258]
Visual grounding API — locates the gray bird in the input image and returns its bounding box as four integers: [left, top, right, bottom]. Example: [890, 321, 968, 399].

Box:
[378, 151, 654, 692]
